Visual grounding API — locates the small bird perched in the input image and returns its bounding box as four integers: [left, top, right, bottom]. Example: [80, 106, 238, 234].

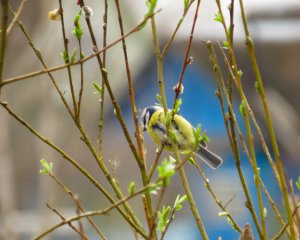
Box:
[141, 106, 223, 169]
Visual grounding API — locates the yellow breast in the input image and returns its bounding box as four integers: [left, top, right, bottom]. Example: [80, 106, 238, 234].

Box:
[147, 109, 196, 152]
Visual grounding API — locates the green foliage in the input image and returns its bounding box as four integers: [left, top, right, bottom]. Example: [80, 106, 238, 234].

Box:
[39, 159, 53, 174]
[246, 36, 254, 48]
[157, 205, 171, 232]
[214, 11, 222, 23]
[174, 98, 182, 114]
[156, 93, 163, 106]
[218, 211, 229, 217]
[158, 157, 176, 186]
[296, 176, 300, 190]
[128, 181, 135, 195]
[93, 82, 102, 94]
[223, 40, 229, 50]
[73, 10, 84, 40]
[70, 48, 77, 64]
[263, 207, 267, 218]
[239, 100, 246, 116]
[165, 110, 173, 126]
[169, 130, 178, 143]
[147, 182, 162, 195]
[146, 0, 158, 17]
[60, 50, 69, 64]
[194, 124, 210, 145]
[174, 194, 187, 211]
[184, 0, 189, 11]
[237, 69, 243, 79]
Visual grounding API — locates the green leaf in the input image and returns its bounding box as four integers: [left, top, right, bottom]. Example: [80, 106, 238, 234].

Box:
[193, 124, 202, 144]
[147, 182, 162, 195]
[214, 11, 222, 23]
[146, 0, 158, 17]
[158, 157, 176, 186]
[93, 82, 102, 94]
[184, 0, 189, 11]
[165, 111, 173, 126]
[156, 93, 162, 106]
[169, 130, 178, 143]
[263, 207, 267, 218]
[70, 48, 77, 64]
[174, 99, 182, 113]
[128, 181, 135, 195]
[188, 154, 196, 166]
[40, 159, 53, 174]
[157, 205, 171, 232]
[246, 36, 254, 47]
[174, 194, 187, 211]
[223, 41, 229, 49]
[73, 10, 83, 40]
[218, 211, 229, 217]
[239, 100, 246, 116]
[296, 176, 300, 190]
[237, 70, 243, 79]
[60, 50, 69, 63]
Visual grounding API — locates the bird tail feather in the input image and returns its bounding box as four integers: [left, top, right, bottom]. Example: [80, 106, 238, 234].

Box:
[195, 145, 223, 169]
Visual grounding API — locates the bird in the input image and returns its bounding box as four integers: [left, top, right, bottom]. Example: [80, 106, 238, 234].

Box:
[141, 106, 223, 169]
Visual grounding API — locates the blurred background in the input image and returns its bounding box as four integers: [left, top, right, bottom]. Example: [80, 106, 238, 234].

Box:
[0, 0, 300, 239]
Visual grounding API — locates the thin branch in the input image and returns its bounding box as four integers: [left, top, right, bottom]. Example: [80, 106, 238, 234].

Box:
[172, 0, 201, 108]
[6, 0, 27, 35]
[0, 101, 146, 237]
[239, 0, 295, 236]
[78, 0, 147, 230]
[148, 182, 167, 240]
[49, 173, 107, 240]
[161, 0, 195, 57]
[114, 1, 155, 234]
[10, 9, 74, 119]
[205, 41, 263, 238]
[0, 11, 160, 89]
[76, 39, 84, 119]
[147, 146, 164, 183]
[34, 179, 165, 240]
[194, 162, 242, 232]
[97, 0, 108, 156]
[272, 206, 300, 240]
[58, 0, 78, 116]
[46, 203, 88, 240]
[0, 0, 9, 95]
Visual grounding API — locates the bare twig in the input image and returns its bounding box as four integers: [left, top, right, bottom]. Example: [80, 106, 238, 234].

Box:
[34, 179, 166, 240]
[0, 0, 9, 94]
[0, 101, 146, 237]
[172, 0, 201, 108]
[194, 162, 241, 232]
[0, 12, 160, 88]
[46, 203, 88, 240]
[147, 146, 164, 183]
[6, 0, 27, 35]
[58, 0, 78, 116]
[49, 173, 107, 239]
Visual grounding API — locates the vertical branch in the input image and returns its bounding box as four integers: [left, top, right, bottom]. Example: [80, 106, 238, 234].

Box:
[114, 0, 156, 234]
[172, 0, 201, 107]
[10, 11, 75, 119]
[98, 0, 108, 156]
[238, 0, 295, 237]
[0, 0, 9, 95]
[77, 37, 84, 119]
[205, 41, 263, 238]
[58, 0, 78, 116]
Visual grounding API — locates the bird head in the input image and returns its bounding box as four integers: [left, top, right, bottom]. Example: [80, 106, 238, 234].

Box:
[141, 106, 162, 131]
